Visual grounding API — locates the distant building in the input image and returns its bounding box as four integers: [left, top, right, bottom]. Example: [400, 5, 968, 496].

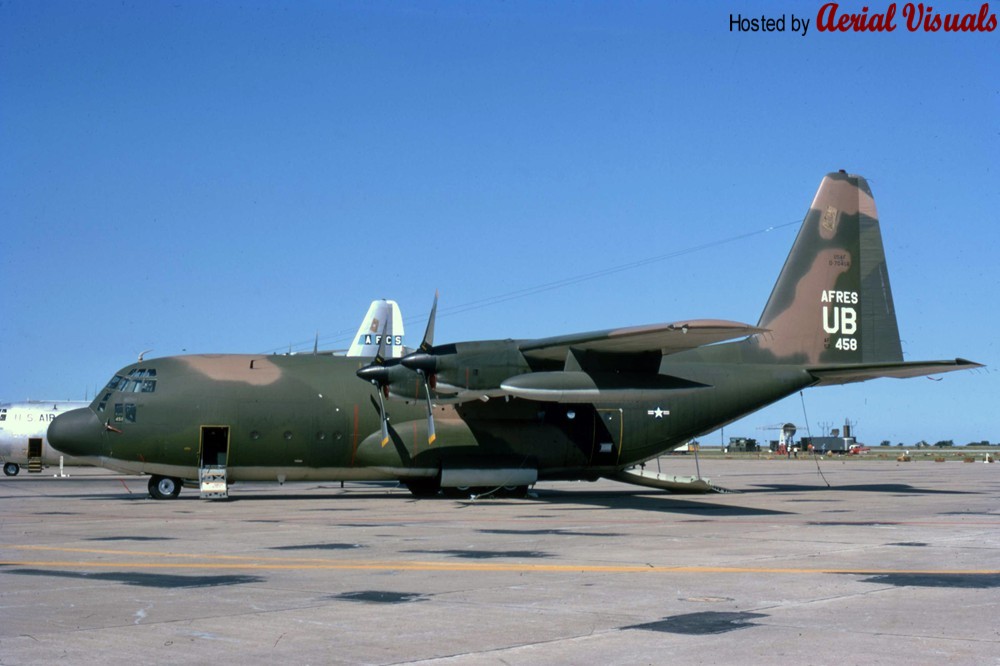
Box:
[801, 421, 859, 453]
[800, 435, 856, 453]
[727, 437, 760, 452]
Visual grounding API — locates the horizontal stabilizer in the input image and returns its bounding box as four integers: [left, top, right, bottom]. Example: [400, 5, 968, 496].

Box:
[520, 320, 765, 362]
[808, 358, 982, 386]
[608, 467, 735, 494]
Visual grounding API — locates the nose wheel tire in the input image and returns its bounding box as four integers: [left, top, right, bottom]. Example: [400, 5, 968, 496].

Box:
[148, 475, 182, 499]
[3, 462, 19, 476]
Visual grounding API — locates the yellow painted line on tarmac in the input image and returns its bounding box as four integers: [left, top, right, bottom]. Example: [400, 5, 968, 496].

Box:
[3, 545, 999, 575]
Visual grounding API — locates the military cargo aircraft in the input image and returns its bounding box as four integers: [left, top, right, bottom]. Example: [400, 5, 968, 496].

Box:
[48, 172, 980, 499]
[1, 401, 89, 475]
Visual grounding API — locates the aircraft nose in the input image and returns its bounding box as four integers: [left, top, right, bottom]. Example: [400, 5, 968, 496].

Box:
[48, 407, 106, 457]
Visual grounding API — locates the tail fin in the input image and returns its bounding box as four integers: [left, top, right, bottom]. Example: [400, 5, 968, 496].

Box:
[751, 172, 902, 365]
[345, 299, 406, 358]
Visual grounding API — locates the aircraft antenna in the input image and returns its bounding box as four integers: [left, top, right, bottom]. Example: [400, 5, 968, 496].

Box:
[266, 218, 801, 354]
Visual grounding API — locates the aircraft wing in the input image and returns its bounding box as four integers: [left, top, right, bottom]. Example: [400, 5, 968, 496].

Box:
[807, 358, 983, 386]
[519, 319, 765, 361]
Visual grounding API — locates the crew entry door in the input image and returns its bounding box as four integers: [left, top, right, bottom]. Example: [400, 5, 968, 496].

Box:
[28, 438, 43, 473]
[199, 426, 229, 499]
[200, 426, 229, 466]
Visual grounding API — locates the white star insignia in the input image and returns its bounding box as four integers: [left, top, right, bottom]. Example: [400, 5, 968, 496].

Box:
[647, 407, 670, 419]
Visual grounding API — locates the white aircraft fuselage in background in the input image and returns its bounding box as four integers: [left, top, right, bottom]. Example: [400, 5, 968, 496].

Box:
[1, 400, 89, 475]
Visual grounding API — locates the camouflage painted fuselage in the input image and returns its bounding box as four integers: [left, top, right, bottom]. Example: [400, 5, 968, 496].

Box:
[55, 345, 811, 483]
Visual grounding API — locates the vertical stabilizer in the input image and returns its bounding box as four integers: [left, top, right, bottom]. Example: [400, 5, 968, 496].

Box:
[345, 300, 406, 358]
[751, 172, 902, 365]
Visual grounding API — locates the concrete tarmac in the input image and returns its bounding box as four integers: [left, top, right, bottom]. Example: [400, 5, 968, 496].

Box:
[1, 457, 998, 665]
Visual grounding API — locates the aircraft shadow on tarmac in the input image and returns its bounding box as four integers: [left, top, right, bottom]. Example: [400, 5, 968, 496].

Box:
[744, 482, 978, 495]
[4, 568, 263, 589]
[57, 486, 793, 516]
[56, 479, 979, 517]
[851, 572, 1000, 590]
[520, 489, 794, 516]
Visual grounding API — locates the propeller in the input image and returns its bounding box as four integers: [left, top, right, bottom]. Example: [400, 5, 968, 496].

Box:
[397, 292, 440, 444]
[355, 321, 392, 447]
[356, 293, 441, 447]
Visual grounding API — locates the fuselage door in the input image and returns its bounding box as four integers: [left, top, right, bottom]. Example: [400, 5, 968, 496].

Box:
[28, 437, 43, 473]
[200, 426, 230, 467]
[199, 426, 230, 499]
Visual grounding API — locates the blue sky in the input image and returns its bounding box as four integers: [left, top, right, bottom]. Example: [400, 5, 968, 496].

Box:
[2, 1, 997, 445]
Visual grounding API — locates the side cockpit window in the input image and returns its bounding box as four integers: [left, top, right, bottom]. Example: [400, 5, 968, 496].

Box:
[103, 368, 157, 423]
[113, 403, 137, 423]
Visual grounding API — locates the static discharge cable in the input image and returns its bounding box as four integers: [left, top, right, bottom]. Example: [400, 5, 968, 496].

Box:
[268, 218, 801, 354]
[800, 390, 831, 488]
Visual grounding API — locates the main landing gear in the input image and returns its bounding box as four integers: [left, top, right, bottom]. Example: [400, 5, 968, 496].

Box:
[148, 475, 182, 499]
[441, 485, 530, 499]
[402, 477, 530, 499]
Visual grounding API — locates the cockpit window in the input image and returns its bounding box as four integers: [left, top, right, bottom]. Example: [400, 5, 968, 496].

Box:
[105, 370, 157, 393]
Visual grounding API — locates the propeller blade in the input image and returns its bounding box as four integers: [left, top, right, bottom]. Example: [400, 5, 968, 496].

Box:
[402, 292, 440, 375]
[419, 290, 438, 353]
[373, 318, 389, 366]
[420, 370, 436, 445]
[374, 382, 390, 447]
